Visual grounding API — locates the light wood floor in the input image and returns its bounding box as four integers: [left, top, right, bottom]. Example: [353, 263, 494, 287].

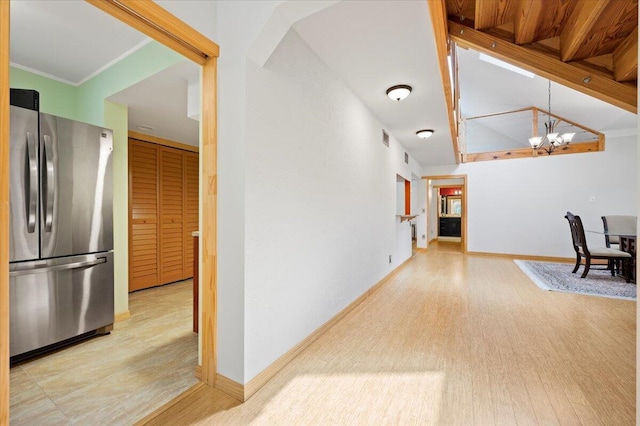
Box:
[10, 279, 198, 425]
[142, 244, 635, 425]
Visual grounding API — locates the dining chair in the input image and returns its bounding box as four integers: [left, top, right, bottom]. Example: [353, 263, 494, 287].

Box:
[565, 212, 632, 281]
[601, 215, 637, 275]
[601, 215, 637, 249]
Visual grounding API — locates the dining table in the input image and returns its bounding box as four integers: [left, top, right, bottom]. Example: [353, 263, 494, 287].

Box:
[619, 234, 636, 283]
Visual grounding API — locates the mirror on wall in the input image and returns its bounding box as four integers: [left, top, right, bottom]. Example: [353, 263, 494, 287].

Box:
[439, 187, 462, 217]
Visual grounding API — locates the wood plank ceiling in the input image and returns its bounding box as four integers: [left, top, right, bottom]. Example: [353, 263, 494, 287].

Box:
[444, 0, 638, 113]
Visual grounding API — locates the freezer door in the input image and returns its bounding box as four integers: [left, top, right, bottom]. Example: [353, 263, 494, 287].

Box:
[40, 113, 113, 258]
[9, 105, 40, 262]
[9, 252, 114, 357]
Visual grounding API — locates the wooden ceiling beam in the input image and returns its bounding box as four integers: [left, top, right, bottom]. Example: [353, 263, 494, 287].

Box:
[613, 27, 638, 82]
[428, 0, 462, 164]
[514, 0, 576, 45]
[465, 141, 602, 162]
[559, 0, 611, 62]
[449, 21, 637, 113]
[514, 0, 544, 44]
[474, 0, 516, 30]
[446, 0, 476, 24]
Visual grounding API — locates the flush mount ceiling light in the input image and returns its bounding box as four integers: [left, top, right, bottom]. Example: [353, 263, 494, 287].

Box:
[386, 84, 412, 101]
[416, 129, 434, 139]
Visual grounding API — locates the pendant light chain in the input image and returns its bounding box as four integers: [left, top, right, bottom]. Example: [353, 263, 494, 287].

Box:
[528, 79, 575, 154]
[546, 80, 554, 134]
[548, 80, 551, 117]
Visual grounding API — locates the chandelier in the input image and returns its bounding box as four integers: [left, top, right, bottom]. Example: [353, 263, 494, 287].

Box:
[528, 80, 575, 155]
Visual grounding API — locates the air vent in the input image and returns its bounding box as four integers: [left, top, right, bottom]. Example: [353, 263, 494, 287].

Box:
[404, 152, 409, 164]
[382, 130, 389, 147]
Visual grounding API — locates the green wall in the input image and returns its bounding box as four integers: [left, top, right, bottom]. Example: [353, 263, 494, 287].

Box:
[10, 68, 77, 119]
[104, 100, 129, 316]
[10, 41, 184, 317]
[76, 41, 183, 126]
[10, 41, 183, 125]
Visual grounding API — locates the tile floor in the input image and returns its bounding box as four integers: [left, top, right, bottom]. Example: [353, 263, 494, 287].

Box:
[10, 280, 198, 425]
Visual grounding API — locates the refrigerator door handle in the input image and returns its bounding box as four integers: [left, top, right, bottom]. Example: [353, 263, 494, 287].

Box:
[43, 134, 55, 232]
[9, 256, 108, 277]
[26, 131, 37, 233]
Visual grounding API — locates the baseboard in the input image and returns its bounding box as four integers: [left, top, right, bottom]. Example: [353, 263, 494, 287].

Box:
[466, 251, 574, 263]
[243, 256, 412, 400]
[215, 373, 244, 402]
[437, 236, 461, 242]
[114, 310, 131, 322]
[187, 258, 413, 403]
[134, 383, 207, 425]
[193, 365, 247, 402]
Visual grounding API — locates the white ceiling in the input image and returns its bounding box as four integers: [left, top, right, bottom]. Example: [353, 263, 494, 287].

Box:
[293, 0, 456, 166]
[292, 0, 636, 165]
[9, 0, 149, 86]
[108, 61, 200, 146]
[8, 0, 637, 165]
[456, 46, 637, 133]
[10, 0, 200, 146]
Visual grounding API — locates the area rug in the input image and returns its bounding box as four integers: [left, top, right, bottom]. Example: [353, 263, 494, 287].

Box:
[514, 260, 636, 301]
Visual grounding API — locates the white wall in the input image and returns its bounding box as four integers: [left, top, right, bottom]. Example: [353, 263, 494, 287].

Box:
[466, 120, 526, 153]
[155, 0, 266, 384]
[244, 28, 422, 380]
[396, 178, 406, 215]
[155, 1, 217, 41]
[411, 173, 425, 248]
[215, 0, 283, 384]
[415, 177, 427, 248]
[169, 0, 424, 385]
[429, 186, 439, 241]
[423, 134, 637, 258]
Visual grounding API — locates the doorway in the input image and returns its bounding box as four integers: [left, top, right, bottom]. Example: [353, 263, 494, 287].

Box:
[423, 174, 467, 253]
[436, 186, 463, 242]
[0, 1, 219, 420]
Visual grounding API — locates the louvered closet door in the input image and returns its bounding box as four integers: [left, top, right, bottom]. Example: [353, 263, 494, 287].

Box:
[160, 147, 184, 284]
[183, 152, 199, 279]
[129, 140, 159, 291]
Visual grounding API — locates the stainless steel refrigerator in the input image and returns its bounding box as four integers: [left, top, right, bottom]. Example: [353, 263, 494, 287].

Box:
[9, 89, 114, 360]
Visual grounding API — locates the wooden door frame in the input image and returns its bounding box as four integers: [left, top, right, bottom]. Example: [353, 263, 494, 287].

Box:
[89, 0, 220, 389]
[1, 1, 10, 423]
[1, 1, 220, 419]
[423, 174, 468, 253]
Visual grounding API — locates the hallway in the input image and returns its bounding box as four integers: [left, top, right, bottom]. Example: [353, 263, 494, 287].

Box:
[143, 247, 635, 424]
